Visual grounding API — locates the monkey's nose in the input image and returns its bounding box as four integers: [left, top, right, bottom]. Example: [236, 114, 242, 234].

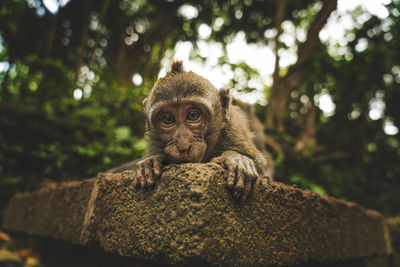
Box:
[177, 141, 191, 152]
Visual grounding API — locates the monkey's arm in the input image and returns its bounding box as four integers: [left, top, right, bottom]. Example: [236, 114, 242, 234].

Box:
[210, 106, 270, 201]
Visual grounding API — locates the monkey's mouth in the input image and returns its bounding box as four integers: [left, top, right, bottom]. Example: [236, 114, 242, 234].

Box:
[164, 142, 206, 163]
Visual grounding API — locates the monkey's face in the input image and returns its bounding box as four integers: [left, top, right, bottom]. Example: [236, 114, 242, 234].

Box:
[153, 102, 208, 163]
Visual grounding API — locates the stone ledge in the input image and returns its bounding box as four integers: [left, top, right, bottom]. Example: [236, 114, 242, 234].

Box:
[2, 163, 392, 266]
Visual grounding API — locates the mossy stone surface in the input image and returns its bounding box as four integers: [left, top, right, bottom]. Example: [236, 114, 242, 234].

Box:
[3, 163, 392, 266]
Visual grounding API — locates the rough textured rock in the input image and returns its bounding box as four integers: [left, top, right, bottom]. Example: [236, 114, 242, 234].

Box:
[2, 163, 392, 266]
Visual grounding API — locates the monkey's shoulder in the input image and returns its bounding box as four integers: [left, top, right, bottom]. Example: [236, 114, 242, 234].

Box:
[227, 103, 253, 130]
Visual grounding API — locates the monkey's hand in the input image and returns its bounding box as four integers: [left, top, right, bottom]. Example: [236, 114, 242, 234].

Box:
[211, 151, 258, 202]
[133, 155, 164, 188]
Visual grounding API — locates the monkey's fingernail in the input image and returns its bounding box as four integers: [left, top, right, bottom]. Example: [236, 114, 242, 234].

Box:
[235, 179, 246, 193]
[147, 177, 155, 187]
[154, 170, 161, 179]
[233, 191, 241, 200]
[139, 177, 146, 188]
[133, 175, 139, 188]
[235, 188, 244, 195]
[226, 179, 234, 188]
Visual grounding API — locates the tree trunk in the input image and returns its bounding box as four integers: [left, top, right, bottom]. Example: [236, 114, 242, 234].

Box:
[265, 0, 338, 134]
[265, 0, 288, 132]
[74, 0, 94, 75]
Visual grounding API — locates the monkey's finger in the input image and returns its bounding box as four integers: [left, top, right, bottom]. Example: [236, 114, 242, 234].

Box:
[134, 167, 143, 188]
[243, 156, 256, 172]
[234, 167, 245, 195]
[210, 157, 224, 167]
[137, 165, 146, 188]
[250, 174, 257, 196]
[226, 161, 237, 189]
[243, 158, 257, 177]
[245, 159, 259, 188]
[152, 158, 162, 179]
[146, 175, 155, 188]
[132, 169, 139, 187]
[233, 190, 241, 200]
[249, 158, 259, 176]
[241, 176, 252, 202]
[143, 163, 155, 188]
[250, 163, 259, 177]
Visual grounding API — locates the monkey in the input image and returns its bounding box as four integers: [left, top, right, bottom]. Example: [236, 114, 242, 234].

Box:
[109, 61, 272, 201]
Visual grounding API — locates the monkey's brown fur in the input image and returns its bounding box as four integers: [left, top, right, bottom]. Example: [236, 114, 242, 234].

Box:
[111, 61, 272, 201]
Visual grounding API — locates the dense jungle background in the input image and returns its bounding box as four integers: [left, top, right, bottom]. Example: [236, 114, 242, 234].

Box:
[0, 0, 399, 223]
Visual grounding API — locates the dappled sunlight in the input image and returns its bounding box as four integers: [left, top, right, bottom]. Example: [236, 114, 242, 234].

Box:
[227, 32, 275, 74]
[314, 92, 336, 117]
[177, 4, 198, 20]
[321, 0, 391, 59]
[132, 73, 143, 86]
[369, 90, 385, 121]
[42, 0, 70, 14]
[338, 0, 391, 18]
[0, 62, 10, 72]
[73, 88, 83, 100]
[384, 119, 399, 135]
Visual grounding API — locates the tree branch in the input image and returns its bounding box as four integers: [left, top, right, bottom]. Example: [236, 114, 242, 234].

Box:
[296, 0, 337, 67]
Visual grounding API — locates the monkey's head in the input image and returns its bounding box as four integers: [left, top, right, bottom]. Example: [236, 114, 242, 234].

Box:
[143, 61, 230, 163]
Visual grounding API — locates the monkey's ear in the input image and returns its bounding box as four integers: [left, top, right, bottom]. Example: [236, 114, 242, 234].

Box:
[170, 60, 184, 73]
[219, 88, 231, 112]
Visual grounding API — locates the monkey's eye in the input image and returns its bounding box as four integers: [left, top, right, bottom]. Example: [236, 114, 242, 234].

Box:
[160, 113, 175, 126]
[186, 110, 201, 122]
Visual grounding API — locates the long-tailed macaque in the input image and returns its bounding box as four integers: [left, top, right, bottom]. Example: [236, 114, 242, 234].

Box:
[109, 61, 273, 201]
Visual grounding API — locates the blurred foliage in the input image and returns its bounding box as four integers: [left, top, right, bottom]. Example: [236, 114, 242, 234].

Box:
[0, 55, 147, 218]
[284, 3, 400, 214]
[0, 0, 399, 223]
